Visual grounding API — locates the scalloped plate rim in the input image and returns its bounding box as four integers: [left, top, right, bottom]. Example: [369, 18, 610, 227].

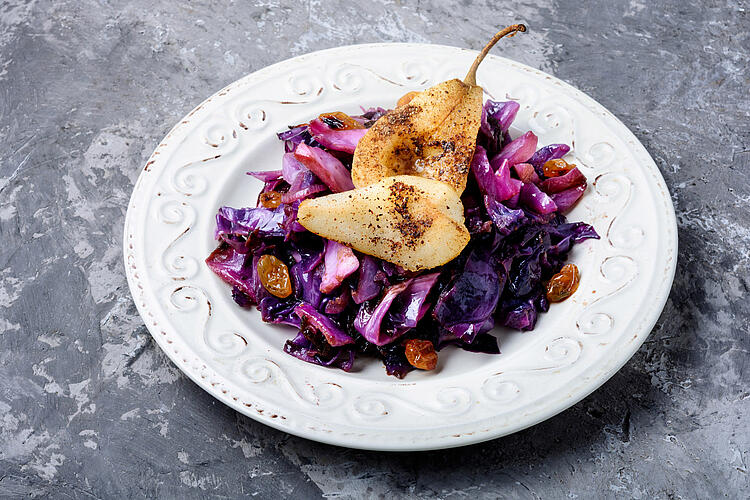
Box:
[123, 42, 678, 451]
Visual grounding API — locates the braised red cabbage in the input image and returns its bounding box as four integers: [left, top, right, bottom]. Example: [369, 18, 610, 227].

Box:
[308, 118, 368, 154]
[206, 102, 599, 377]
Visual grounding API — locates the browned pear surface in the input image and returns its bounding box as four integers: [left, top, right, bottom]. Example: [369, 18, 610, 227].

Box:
[351, 80, 482, 193]
[300, 25, 526, 270]
[351, 24, 526, 194]
[297, 175, 470, 271]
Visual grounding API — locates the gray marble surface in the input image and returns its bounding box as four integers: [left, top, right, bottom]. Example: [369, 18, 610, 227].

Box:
[1, 0, 748, 498]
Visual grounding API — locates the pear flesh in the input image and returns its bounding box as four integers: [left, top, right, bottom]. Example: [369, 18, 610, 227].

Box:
[297, 175, 470, 272]
[351, 79, 483, 194]
[351, 24, 526, 195]
[297, 25, 526, 271]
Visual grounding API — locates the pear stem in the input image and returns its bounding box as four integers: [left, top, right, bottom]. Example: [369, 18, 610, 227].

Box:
[463, 24, 527, 86]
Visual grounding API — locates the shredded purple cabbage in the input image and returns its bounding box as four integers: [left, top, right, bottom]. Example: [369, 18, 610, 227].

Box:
[351, 255, 382, 304]
[320, 240, 359, 294]
[308, 118, 368, 154]
[293, 143, 354, 193]
[492, 130, 538, 167]
[206, 102, 599, 377]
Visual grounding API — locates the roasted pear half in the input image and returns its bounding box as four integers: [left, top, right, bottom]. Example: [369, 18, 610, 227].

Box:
[351, 24, 526, 194]
[298, 175, 469, 271]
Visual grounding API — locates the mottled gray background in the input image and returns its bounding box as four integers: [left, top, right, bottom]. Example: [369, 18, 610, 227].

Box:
[0, 0, 748, 498]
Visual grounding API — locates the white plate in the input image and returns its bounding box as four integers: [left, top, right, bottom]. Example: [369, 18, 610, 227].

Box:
[124, 43, 677, 451]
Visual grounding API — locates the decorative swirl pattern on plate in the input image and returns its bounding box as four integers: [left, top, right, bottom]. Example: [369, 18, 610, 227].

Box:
[169, 285, 249, 358]
[286, 71, 324, 98]
[592, 172, 645, 249]
[576, 312, 614, 336]
[234, 101, 269, 131]
[169, 284, 205, 313]
[528, 104, 571, 133]
[400, 60, 432, 85]
[343, 64, 410, 89]
[202, 122, 233, 149]
[576, 256, 638, 335]
[527, 103, 575, 145]
[351, 387, 472, 420]
[169, 154, 224, 197]
[481, 379, 521, 403]
[600, 255, 638, 285]
[543, 336, 583, 365]
[239, 357, 344, 408]
[156, 198, 192, 225]
[586, 141, 616, 168]
[593, 171, 630, 201]
[505, 83, 539, 109]
[204, 329, 250, 358]
[490, 337, 583, 378]
[609, 220, 645, 249]
[157, 199, 198, 280]
[351, 396, 389, 419]
[330, 63, 366, 92]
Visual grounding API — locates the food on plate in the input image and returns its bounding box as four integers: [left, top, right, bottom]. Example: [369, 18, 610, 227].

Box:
[256, 254, 293, 298]
[205, 25, 599, 378]
[404, 339, 439, 370]
[298, 175, 470, 271]
[304, 24, 526, 270]
[351, 24, 526, 194]
[545, 263, 580, 302]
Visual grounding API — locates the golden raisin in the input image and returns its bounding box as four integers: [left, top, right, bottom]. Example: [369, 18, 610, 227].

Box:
[257, 255, 292, 298]
[397, 91, 419, 107]
[546, 263, 580, 302]
[404, 339, 438, 370]
[259, 191, 281, 209]
[543, 158, 576, 178]
[318, 111, 364, 130]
